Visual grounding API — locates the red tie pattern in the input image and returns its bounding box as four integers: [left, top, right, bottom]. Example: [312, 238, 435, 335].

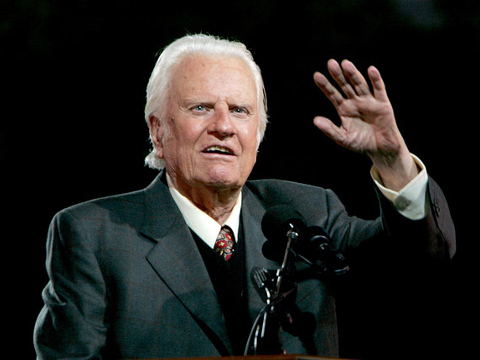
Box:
[214, 225, 235, 261]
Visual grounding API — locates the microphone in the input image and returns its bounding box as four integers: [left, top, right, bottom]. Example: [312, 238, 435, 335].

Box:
[261, 205, 306, 263]
[295, 225, 350, 275]
[261, 205, 349, 275]
[246, 205, 308, 355]
[261, 205, 306, 242]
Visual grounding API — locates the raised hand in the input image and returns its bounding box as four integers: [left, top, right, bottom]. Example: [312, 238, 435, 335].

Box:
[313, 59, 418, 191]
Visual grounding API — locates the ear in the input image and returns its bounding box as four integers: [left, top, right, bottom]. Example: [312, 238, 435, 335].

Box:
[148, 115, 165, 159]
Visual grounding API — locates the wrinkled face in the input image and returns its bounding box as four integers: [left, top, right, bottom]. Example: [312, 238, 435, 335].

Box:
[152, 55, 259, 193]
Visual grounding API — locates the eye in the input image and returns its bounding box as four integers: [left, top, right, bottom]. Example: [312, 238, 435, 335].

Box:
[193, 105, 205, 112]
[232, 107, 249, 116]
[189, 104, 211, 115]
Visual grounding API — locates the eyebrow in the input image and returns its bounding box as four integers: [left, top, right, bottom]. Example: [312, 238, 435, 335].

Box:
[181, 98, 255, 112]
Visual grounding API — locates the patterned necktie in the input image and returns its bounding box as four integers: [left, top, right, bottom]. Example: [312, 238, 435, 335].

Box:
[214, 225, 235, 261]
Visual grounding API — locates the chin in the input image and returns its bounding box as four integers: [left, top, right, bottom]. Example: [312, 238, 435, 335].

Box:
[201, 170, 243, 190]
[205, 177, 241, 190]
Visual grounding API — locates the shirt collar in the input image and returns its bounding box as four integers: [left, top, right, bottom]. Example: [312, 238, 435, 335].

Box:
[166, 173, 242, 249]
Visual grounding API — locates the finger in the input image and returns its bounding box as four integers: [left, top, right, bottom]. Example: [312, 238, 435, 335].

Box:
[326, 59, 356, 98]
[341, 60, 371, 96]
[313, 71, 345, 108]
[367, 65, 389, 102]
[313, 116, 345, 145]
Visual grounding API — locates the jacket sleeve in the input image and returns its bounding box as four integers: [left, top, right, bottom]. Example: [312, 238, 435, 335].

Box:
[34, 209, 108, 359]
[377, 177, 456, 261]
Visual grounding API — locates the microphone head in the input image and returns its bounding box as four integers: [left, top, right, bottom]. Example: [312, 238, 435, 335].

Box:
[296, 225, 331, 254]
[261, 205, 306, 242]
[261, 205, 306, 262]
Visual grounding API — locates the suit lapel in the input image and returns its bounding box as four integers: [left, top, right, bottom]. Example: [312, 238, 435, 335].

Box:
[139, 174, 279, 353]
[140, 173, 232, 353]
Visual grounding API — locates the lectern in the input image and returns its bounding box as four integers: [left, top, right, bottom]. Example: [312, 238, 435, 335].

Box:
[144, 355, 350, 360]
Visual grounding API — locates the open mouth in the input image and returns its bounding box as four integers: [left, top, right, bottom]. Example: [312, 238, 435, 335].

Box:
[202, 146, 235, 156]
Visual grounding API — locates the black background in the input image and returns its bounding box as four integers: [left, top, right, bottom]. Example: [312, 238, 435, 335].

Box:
[2, 0, 477, 358]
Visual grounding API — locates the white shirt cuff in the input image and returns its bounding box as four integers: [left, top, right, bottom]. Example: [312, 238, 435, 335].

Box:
[370, 154, 428, 220]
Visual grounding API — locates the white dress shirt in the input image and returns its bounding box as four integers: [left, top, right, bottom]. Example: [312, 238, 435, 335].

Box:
[167, 154, 428, 248]
[167, 174, 242, 248]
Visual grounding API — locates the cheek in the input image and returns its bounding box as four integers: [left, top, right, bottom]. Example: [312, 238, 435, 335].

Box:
[242, 124, 260, 155]
[240, 134, 259, 170]
[169, 127, 205, 169]
[245, 148, 258, 171]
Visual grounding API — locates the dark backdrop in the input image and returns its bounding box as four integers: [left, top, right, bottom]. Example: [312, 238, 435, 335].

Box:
[2, 0, 477, 358]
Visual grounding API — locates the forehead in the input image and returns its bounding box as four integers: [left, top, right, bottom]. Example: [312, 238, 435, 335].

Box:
[170, 55, 257, 102]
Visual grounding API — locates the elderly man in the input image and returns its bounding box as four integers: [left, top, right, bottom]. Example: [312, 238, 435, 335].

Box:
[34, 34, 455, 359]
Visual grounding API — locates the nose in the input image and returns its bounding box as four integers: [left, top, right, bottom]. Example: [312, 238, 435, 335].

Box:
[208, 102, 236, 138]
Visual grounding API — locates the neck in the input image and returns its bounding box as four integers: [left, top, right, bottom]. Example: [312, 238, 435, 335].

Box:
[168, 175, 242, 225]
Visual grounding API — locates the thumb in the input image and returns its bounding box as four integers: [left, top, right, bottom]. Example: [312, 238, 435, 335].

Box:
[313, 116, 344, 144]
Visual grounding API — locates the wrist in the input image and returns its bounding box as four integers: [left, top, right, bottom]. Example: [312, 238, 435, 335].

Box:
[370, 149, 418, 191]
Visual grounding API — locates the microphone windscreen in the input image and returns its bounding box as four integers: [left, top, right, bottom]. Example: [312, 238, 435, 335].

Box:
[295, 225, 331, 256]
[262, 239, 286, 262]
[261, 205, 306, 242]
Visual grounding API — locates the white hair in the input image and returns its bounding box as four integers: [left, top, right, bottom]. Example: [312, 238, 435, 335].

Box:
[144, 34, 268, 170]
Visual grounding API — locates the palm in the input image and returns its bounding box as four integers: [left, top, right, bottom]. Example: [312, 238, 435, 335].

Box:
[313, 59, 401, 157]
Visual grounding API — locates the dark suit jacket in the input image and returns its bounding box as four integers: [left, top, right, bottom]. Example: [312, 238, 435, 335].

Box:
[34, 172, 455, 359]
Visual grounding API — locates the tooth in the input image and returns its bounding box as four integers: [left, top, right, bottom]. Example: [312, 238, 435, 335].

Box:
[207, 146, 229, 153]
